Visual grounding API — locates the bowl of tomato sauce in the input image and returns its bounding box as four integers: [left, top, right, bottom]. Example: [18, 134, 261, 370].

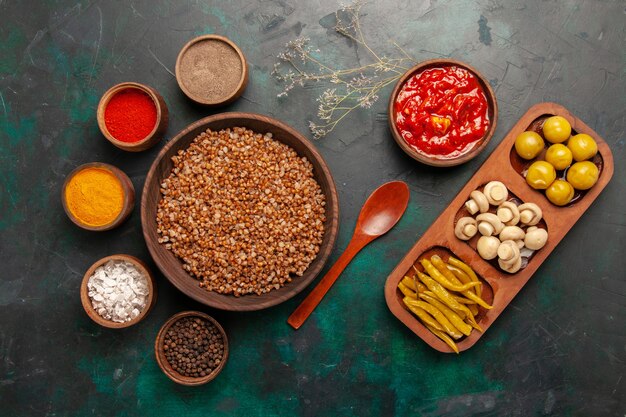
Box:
[389, 59, 498, 167]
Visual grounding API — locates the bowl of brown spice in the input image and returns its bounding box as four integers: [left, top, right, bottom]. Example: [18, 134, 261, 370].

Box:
[141, 112, 339, 311]
[175, 35, 248, 106]
[155, 311, 228, 385]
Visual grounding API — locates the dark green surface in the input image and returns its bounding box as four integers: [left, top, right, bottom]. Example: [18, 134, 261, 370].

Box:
[1, 1, 625, 416]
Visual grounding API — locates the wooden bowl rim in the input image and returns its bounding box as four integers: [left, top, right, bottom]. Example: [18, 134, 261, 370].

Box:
[61, 162, 135, 231]
[175, 34, 248, 106]
[154, 311, 229, 386]
[96, 82, 166, 150]
[387, 58, 499, 167]
[80, 254, 157, 329]
[140, 112, 340, 311]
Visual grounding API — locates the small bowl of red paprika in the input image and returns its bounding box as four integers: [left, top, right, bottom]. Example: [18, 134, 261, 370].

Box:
[388, 59, 498, 167]
[97, 82, 169, 152]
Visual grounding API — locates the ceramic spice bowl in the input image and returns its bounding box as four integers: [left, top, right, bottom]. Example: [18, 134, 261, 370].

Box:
[80, 254, 157, 329]
[175, 34, 249, 106]
[388, 59, 498, 167]
[97, 82, 169, 152]
[154, 311, 229, 386]
[62, 162, 135, 231]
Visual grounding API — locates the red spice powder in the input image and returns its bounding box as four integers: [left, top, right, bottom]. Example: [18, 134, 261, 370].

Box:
[104, 89, 157, 143]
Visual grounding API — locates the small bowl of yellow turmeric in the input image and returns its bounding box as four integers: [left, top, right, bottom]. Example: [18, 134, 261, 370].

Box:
[62, 162, 135, 231]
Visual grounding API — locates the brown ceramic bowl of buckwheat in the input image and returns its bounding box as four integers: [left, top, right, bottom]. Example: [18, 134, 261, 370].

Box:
[155, 311, 228, 386]
[141, 112, 339, 311]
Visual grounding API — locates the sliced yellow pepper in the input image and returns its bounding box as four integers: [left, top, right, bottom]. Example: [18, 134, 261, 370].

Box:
[425, 324, 459, 354]
[419, 293, 472, 336]
[421, 290, 470, 319]
[464, 306, 483, 332]
[436, 256, 492, 309]
[446, 264, 470, 284]
[462, 290, 493, 310]
[451, 294, 477, 305]
[415, 269, 473, 318]
[425, 288, 475, 305]
[468, 303, 479, 316]
[398, 282, 417, 299]
[447, 264, 484, 302]
[405, 298, 463, 339]
[420, 258, 480, 292]
[403, 297, 444, 332]
[401, 275, 427, 293]
[448, 256, 482, 297]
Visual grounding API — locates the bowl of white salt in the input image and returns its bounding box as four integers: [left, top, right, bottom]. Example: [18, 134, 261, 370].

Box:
[80, 254, 157, 329]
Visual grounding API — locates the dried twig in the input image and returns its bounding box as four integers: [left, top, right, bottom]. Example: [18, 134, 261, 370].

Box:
[272, 0, 415, 139]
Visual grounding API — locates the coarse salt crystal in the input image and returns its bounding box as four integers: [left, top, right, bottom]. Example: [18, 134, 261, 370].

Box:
[87, 260, 149, 323]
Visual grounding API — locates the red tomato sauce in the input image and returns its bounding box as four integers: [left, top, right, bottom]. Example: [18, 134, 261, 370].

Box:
[394, 66, 490, 159]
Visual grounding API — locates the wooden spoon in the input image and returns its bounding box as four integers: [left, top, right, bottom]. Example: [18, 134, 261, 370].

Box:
[288, 181, 410, 329]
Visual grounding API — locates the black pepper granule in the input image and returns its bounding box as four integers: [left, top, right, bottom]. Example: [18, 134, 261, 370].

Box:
[163, 317, 224, 378]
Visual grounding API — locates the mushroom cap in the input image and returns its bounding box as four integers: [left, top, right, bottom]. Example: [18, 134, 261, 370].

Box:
[518, 203, 543, 226]
[524, 226, 548, 250]
[469, 190, 490, 213]
[500, 226, 525, 242]
[476, 213, 504, 236]
[455, 217, 478, 241]
[497, 240, 521, 265]
[497, 201, 520, 226]
[477, 236, 500, 260]
[484, 181, 509, 205]
[499, 255, 522, 273]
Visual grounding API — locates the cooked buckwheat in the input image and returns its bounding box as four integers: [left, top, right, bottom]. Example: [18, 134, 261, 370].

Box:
[156, 127, 326, 296]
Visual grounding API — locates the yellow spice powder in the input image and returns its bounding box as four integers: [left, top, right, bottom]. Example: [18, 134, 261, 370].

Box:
[65, 167, 124, 226]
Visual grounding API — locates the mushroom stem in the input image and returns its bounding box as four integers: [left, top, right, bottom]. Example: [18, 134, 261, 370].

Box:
[465, 200, 479, 215]
[518, 203, 543, 226]
[497, 201, 521, 226]
[497, 240, 520, 265]
[465, 190, 489, 215]
[497, 240, 522, 273]
[455, 217, 478, 241]
[476, 213, 504, 237]
[520, 211, 533, 224]
[478, 223, 495, 236]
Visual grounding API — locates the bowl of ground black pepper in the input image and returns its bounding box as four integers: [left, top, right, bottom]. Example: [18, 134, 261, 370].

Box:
[155, 311, 228, 386]
[175, 35, 248, 106]
[97, 82, 169, 152]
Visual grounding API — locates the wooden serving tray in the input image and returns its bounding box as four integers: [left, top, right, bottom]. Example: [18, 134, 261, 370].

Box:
[384, 102, 614, 353]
